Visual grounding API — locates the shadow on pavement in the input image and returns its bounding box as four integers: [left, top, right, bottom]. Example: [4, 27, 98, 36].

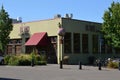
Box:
[0, 78, 21, 80]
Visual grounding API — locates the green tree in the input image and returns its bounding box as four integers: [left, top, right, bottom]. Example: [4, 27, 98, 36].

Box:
[102, 2, 120, 48]
[0, 5, 13, 53]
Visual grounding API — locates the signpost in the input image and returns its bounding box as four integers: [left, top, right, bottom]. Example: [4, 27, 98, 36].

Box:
[58, 22, 65, 69]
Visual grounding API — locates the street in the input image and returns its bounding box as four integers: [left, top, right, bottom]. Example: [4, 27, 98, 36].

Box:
[0, 64, 120, 80]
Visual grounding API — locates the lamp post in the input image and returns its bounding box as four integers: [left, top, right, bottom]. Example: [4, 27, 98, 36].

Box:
[58, 22, 65, 69]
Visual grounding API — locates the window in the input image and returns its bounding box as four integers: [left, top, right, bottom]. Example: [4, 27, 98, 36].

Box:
[50, 36, 57, 43]
[15, 45, 22, 54]
[17, 39, 22, 44]
[101, 38, 105, 53]
[64, 32, 71, 53]
[82, 34, 88, 53]
[85, 25, 96, 32]
[7, 45, 12, 54]
[9, 40, 13, 44]
[73, 33, 80, 53]
[115, 48, 120, 54]
[92, 35, 98, 53]
[9, 39, 22, 44]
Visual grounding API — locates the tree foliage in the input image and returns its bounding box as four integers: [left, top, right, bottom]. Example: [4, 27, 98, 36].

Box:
[0, 5, 13, 52]
[102, 2, 120, 48]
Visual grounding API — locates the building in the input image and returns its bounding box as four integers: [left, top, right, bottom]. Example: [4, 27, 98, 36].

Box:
[8, 15, 120, 64]
[12, 17, 22, 23]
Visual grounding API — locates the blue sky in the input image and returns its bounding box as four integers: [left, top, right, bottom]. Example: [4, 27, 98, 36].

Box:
[0, 0, 120, 23]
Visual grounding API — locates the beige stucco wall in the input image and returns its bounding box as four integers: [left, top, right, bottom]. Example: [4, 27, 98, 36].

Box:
[10, 18, 62, 64]
[10, 18, 62, 39]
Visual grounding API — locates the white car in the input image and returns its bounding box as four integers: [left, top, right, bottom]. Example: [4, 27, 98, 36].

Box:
[0, 56, 4, 65]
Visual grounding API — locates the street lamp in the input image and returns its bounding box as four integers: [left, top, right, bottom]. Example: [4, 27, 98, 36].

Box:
[58, 22, 65, 69]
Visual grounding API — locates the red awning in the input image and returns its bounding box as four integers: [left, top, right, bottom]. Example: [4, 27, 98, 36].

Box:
[25, 32, 49, 46]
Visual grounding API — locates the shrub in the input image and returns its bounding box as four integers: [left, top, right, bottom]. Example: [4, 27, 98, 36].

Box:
[30, 51, 47, 66]
[4, 53, 47, 66]
[4, 55, 11, 65]
[35, 55, 41, 61]
[107, 61, 119, 69]
[18, 54, 31, 66]
[35, 55, 47, 65]
[18, 59, 31, 66]
[63, 56, 69, 64]
[8, 55, 19, 66]
[40, 55, 46, 61]
[4, 54, 31, 66]
[30, 51, 37, 65]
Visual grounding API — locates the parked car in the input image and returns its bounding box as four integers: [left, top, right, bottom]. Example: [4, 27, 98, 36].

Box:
[0, 56, 4, 65]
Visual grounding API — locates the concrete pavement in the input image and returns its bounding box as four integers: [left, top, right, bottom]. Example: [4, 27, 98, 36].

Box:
[0, 64, 120, 80]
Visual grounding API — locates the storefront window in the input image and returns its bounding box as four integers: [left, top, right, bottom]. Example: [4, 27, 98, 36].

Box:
[92, 35, 98, 53]
[101, 38, 105, 53]
[82, 34, 88, 53]
[73, 33, 80, 53]
[64, 32, 71, 53]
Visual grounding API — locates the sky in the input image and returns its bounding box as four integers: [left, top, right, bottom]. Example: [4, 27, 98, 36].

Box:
[0, 0, 120, 23]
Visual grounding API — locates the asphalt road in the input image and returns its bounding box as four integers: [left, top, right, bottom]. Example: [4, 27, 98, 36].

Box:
[0, 64, 120, 80]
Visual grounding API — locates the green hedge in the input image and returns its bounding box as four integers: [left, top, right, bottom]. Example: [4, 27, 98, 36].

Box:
[8, 55, 19, 65]
[4, 53, 47, 66]
[18, 54, 31, 66]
